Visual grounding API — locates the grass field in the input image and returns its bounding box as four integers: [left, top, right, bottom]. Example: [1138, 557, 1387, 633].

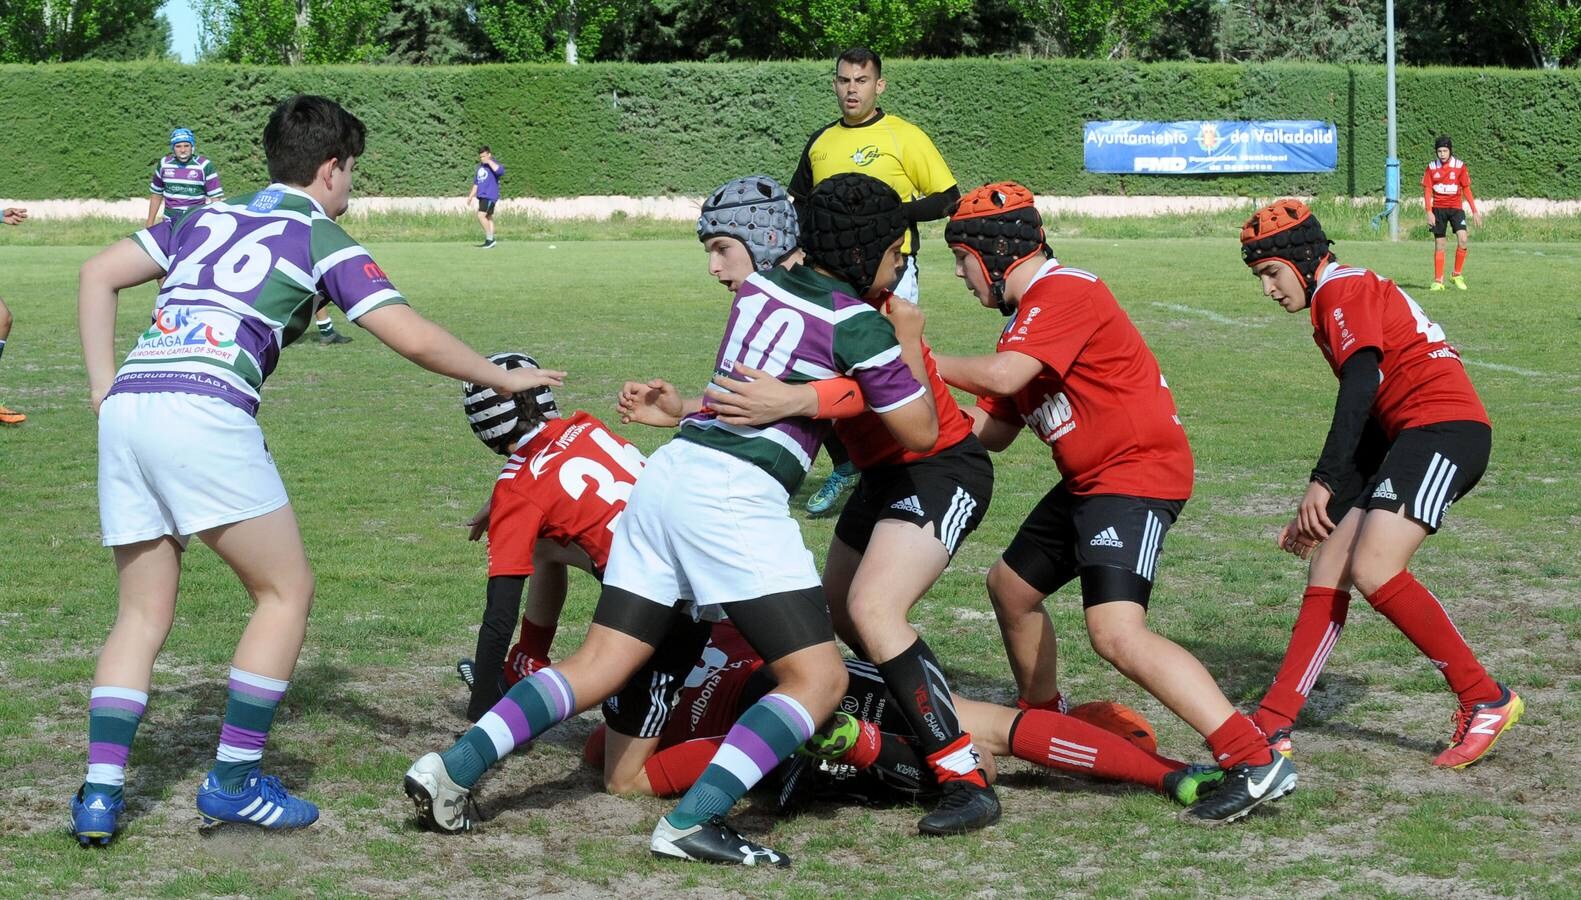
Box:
[1, 226, 1578, 898]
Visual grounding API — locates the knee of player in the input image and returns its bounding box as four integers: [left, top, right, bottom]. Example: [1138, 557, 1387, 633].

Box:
[1349, 556, 1401, 600]
[0, 302, 12, 331]
[1086, 617, 1148, 668]
[986, 562, 1040, 616]
[602, 770, 652, 797]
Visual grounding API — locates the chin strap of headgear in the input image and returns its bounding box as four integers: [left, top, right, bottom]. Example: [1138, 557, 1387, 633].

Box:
[945, 182, 1051, 315]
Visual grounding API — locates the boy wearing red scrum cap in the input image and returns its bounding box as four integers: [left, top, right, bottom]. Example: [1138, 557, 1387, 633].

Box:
[932, 182, 1296, 825]
[1240, 198, 1520, 768]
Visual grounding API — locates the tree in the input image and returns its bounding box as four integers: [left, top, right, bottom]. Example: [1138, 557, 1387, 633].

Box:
[1007, 0, 1182, 59]
[0, 0, 169, 62]
[199, 0, 389, 63]
[1216, 0, 1385, 64]
[380, 0, 486, 64]
[473, 0, 636, 63]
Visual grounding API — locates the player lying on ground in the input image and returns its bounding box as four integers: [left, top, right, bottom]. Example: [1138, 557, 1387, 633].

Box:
[1239, 199, 1521, 768]
[405, 172, 939, 867]
[580, 619, 1224, 808]
[71, 95, 563, 846]
[929, 183, 1296, 826]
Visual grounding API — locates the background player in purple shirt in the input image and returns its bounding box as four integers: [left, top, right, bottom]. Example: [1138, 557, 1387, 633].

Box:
[464, 146, 504, 248]
[71, 95, 564, 846]
[145, 128, 223, 227]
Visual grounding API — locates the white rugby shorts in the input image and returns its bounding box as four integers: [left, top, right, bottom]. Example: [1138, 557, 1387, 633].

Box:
[97, 392, 289, 547]
[602, 439, 820, 613]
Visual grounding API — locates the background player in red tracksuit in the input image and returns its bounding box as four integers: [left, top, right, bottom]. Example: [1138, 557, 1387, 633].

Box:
[583, 619, 1224, 809]
[456, 352, 645, 721]
[1422, 134, 1483, 292]
[932, 182, 1295, 826]
[1240, 199, 1521, 769]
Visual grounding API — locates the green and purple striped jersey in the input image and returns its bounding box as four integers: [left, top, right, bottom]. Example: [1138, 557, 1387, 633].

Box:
[112, 184, 408, 416]
[150, 154, 222, 216]
[679, 264, 925, 494]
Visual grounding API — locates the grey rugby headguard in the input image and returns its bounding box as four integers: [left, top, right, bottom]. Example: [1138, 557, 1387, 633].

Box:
[697, 175, 799, 271]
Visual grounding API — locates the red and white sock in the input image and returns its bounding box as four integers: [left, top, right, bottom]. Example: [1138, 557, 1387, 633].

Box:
[1364, 570, 1500, 707]
[1434, 250, 1446, 281]
[1207, 713, 1274, 770]
[924, 734, 988, 788]
[1010, 710, 1183, 791]
[1454, 247, 1467, 276]
[642, 737, 725, 797]
[1254, 586, 1349, 734]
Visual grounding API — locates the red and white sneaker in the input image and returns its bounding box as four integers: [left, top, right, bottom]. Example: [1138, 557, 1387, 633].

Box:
[1433, 683, 1524, 769]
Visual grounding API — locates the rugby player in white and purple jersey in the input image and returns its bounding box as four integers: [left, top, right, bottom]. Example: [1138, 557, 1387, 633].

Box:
[404, 173, 938, 867]
[71, 95, 564, 847]
[145, 128, 224, 227]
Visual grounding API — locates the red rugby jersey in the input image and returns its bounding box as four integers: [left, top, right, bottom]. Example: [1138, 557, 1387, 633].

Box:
[1423, 157, 1476, 211]
[835, 339, 975, 469]
[486, 411, 646, 578]
[657, 621, 766, 744]
[975, 260, 1193, 500]
[1308, 265, 1488, 438]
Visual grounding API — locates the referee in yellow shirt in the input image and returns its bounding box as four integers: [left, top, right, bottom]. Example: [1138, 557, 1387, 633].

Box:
[790, 46, 961, 514]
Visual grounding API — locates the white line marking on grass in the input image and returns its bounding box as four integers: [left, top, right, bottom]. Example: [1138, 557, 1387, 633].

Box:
[1463, 359, 1551, 378]
[1149, 302, 1265, 327]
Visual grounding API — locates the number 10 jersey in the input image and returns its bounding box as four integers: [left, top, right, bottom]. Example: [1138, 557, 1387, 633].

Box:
[114, 183, 409, 417]
[678, 264, 927, 495]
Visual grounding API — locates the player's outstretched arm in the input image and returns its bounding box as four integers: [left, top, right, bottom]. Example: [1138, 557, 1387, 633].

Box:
[78, 238, 167, 413]
[617, 378, 695, 427]
[2, 207, 26, 226]
[935, 350, 1042, 398]
[356, 304, 565, 394]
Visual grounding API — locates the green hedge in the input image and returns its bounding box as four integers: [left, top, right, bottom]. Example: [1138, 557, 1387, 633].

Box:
[2, 59, 1577, 200]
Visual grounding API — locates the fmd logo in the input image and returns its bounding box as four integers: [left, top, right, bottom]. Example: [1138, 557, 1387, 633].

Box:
[1134, 157, 1187, 172]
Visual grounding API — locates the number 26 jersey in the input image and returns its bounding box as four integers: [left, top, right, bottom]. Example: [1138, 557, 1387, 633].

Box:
[113, 184, 407, 417]
[487, 411, 647, 578]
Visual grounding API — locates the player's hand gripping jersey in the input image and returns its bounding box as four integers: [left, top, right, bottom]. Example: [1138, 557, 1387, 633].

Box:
[1422, 157, 1475, 210]
[678, 265, 926, 494]
[487, 411, 645, 578]
[1308, 265, 1488, 438]
[114, 185, 407, 416]
[835, 338, 974, 469]
[976, 261, 1193, 499]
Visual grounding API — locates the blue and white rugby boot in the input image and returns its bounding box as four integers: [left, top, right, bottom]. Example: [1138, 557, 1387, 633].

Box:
[71, 787, 124, 846]
[196, 770, 319, 829]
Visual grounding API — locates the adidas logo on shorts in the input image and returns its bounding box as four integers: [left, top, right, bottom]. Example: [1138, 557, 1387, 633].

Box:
[1373, 478, 1398, 501]
[890, 495, 925, 517]
[1089, 526, 1124, 548]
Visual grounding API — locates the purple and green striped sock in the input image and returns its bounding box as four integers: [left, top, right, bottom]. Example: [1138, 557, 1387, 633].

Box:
[441, 667, 574, 789]
[85, 686, 148, 801]
[212, 668, 289, 792]
[669, 692, 815, 829]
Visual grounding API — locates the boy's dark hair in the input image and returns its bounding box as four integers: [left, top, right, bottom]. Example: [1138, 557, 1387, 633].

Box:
[836, 47, 881, 76]
[479, 145, 491, 154]
[263, 95, 366, 186]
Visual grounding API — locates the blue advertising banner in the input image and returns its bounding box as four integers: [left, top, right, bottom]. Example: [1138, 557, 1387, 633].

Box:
[1083, 120, 1337, 174]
